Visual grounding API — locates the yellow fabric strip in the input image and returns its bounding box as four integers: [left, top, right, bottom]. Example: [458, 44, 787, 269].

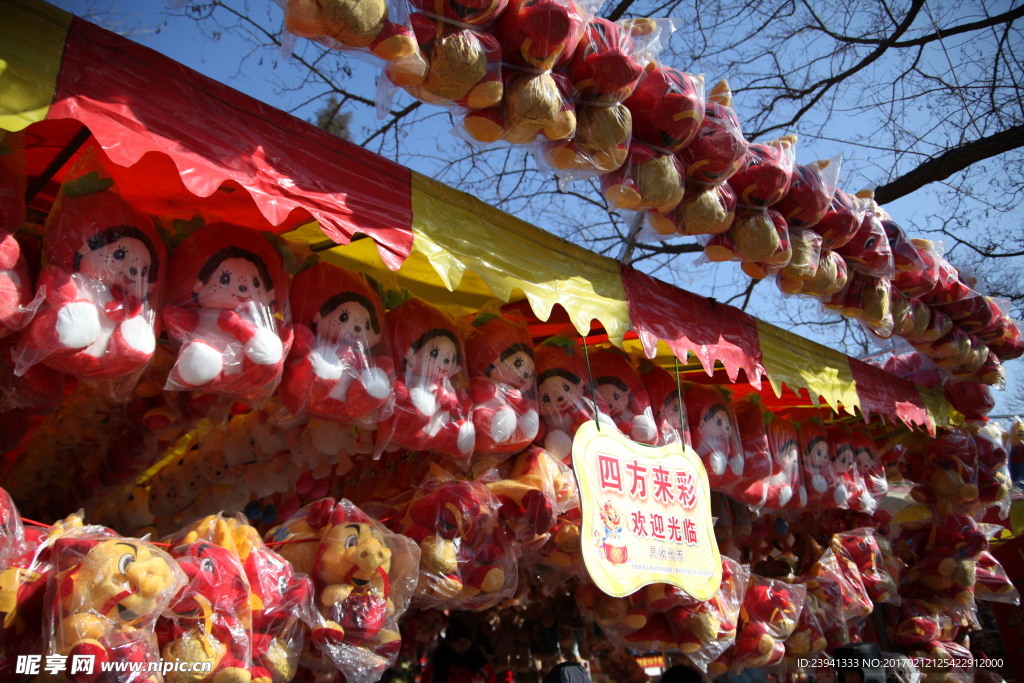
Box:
[755, 319, 859, 415]
[0, 0, 70, 130]
[410, 172, 630, 345]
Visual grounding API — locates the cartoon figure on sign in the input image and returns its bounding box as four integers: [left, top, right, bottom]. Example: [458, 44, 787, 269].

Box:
[595, 501, 628, 565]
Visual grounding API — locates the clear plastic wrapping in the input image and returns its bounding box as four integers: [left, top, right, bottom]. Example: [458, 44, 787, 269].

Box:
[600, 141, 685, 214]
[266, 498, 420, 681]
[756, 414, 805, 511]
[798, 420, 848, 509]
[670, 557, 749, 672]
[486, 446, 576, 545]
[774, 227, 822, 290]
[280, 262, 395, 431]
[649, 182, 735, 237]
[16, 143, 166, 387]
[641, 363, 691, 447]
[684, 383, 744, 489]
[384, 297, 476, 466]
[162, 224, 292, 400]
[725, 396, 774, 509]
[677, 79, 746, 186]
[832, 528, 899, 605]
[836, 207, 895, 280]
[773, 158, 840, 230]
[731, 575, 805, 670]
[624, 62, 705, 153]
[704, 207, 788, 264]
[588, 347, 657, 444]
[812, 188, 866, 250]
[0, 132, 40, 340]
[727, 135, 797, 209]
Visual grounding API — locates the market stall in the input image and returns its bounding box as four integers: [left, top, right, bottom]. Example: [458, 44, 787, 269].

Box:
[0, 0, 1019, 681]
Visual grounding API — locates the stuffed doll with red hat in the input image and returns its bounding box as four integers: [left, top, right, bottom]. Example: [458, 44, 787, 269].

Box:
[743, 413, 804, 511]
[828, 423, 870, 512]
[588, 347, 657, 444]
[47, 529, 186, 683]
[465, 312, 539, 455]
[16, 144, 166, 384]
[798, 420, 848, 509]
[832, 528, 898, 605]
[385, 297, 476, 464]
[731, 575, 805, 670]
[533, 335, 612, 462]
[403, 0, 506, 110]
[162, 224, 292, 400]
[850, 426, 887, 507]
[641, 363, 691, 447]
[280, 262, 394, 426]
[724, 396, 774, 509]
[267, 498, 419, 682]
[685, 383, 744, 488]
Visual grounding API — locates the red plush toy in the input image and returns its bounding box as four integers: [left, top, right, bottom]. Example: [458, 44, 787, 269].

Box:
[280, 263, 394, 426]
[798, 420, 847, 509]
[731, 576, 805, 670]
[727, 135, 796, 209]
[835, 203, 894, 279]
[828, 423, 869, 512]
[676, 79, 746, 186]
[465, 312, 539, 455]
[159, 541, 264, 680]
[811, 187, 865, 250]
[533, 336, 611, 461]
[772, 159, 838, 230]
[685, 383, 744, 488]
[588, 347, 657, 444]
[725, 396, 774, 509]
[17, 149, 166, 384]
[625, 62, 704, 153]
[641, 363, 691, 447]
[744, 413, 804, 511]
[404, 0, 506, 109]
[832, 529, 898, 605]
[385, 297, 476, 463]
[850, 426, 887, 505]
[668, 557, 749, 672]
[0, 133, 37, 340]
[162, 224, 292, 400]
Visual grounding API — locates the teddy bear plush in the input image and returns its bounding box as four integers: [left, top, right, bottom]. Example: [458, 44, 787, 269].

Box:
[162, 224, 292, 400]
[158, 540, 264, 682]
[403, 0, 506, 109]
[640, 363, 691, 447]
[464, 312, 539, 455]
[384, 297, 476, 463]
[49, 530, 185, 683]
[266, 498, 419, 682]
[684, 382, 744, 488]
[16, 156, 165, 383]
[533, 336, 612, 462]
[587, 347, 657, 444]
[280, 262, 394, 426]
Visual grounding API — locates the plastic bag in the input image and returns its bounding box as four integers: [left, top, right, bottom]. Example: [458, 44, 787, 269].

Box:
[684, 383, 744, 488]
[16, 143, 166, 387]
[737, 211, 793, 280]
[624, 62, 705, 153]
[773, 157, 840, 230]
[704, 207, 788, 264]
[0, 132, 40, 340]
[750, 413, 804, 511]
[784, 588, 828, 660]
[162, 224, 292, 400]
[648, 182, 736, 237]
[600, 141, 685, 214]
[792, 248, 848, 299]
[831, 528, 899, 605]
[850, 426, 888, 505]
[974, 422, 1011, 518]
[533, 335, 612, 462]
[46, 528, 186, 682]
[280, 262, 395, 430]
[641, 363, 691, 447]
[384, 297, 476, 466]
[266, 498, 420, 681]
[829, 423, 872, 513]
[727, 135, 797, 208]
[485, 447, 570, 544]
[0, 486, 25, 567]
[805, 548, 872, 625]
[725, 397, 773, 509]
[731, 575, 805, 670]
[798, 420, 848, 509]
[465, 312, 539, 456]
[774, 227, 822, 290]
[588, 347, 657, 444]
[677, 79, 747, 186]
[835, 206, 894, 280]
[812, 187, 866, 250]
[669, 557, 749, 672]
[975, 549, 1020, 604]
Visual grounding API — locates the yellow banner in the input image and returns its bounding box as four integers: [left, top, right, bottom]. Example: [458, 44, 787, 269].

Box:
[573, 421, 722, 601]
[0, 0, 70, 130]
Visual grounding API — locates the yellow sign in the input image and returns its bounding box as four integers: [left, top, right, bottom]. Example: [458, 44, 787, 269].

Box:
[573, 420, 722, 600]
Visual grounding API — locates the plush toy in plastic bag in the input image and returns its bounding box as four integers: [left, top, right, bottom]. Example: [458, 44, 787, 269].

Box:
[600, 141, 685, 214]
[465, 311, 539, 456]
[812, 187, 866, 250]
[684, 383, 744, 488]
[835, 202, 894, 280]
[266, 498, 419, 682]
[724, 397, 774, 509]
[907, 430, 980, 512]
[485, 447, 571, 544]
[163, 224, 292, 400]
[641, 363, 691, 447]
[649, 181, 736, 237]
[784, 587, 828, 664]
[16, 145, 165, 386]
[533, 335, 612, 461]
[46, 528, 186, 683]
[731, 575, 805, 670]
[281, 262, 394, 428]
[832, 528, 899, 605]
[827, 423, 871, 512]
[385, 297, 476, 463]
[669, 557, 749, 672]
[0, 486, 25, 567]
[772, 158, 839, 230]
[375, 474, 517, 611]
[850, 425, 887, 507]
[677, 79, 746, 187]
[704, 206, 789, 265]
[0, 132, 40, 340]
[588, 347, 656, 444]
[173, 514, 316, 682]
[158, 540, 260, 680]
[403, 0, 505, 110]
[740, 413, 804, 511]
[625, 62, 704, 153]
[798, 420, 847, 509]
[774, 226, 822, 292]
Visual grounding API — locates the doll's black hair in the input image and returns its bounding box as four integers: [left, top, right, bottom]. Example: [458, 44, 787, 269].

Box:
[537, 367, 582, 386]
[407, 328, 462, 367]
[196, 246, 274, 291]
[313, 291, 380, 335]
[486, 342, 534, 377]
[805, 434, 828, 456]
[73, 224, 160, 283]
[596, 376, 630, 393]
[703, 402, 729, 423]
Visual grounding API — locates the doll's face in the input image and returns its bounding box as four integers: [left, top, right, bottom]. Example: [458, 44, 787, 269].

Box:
[195, 257, 270, 310]
[776, 438, 798, 467]
[854, 446, 876, 469]
[490, 348, 535, 389]
[833, 444, 854, 473]
[70, 540, 175, 626]
[700, 405, 732, 451]
[805, 437, 829, 468]
[406, 334, 460, 380]
[538, 374, 584, 416]
[316, 299, 379, 347]
[320, 522, 391, 589]
[597, 381, 631, 416]
[78, 236, 153, 288]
